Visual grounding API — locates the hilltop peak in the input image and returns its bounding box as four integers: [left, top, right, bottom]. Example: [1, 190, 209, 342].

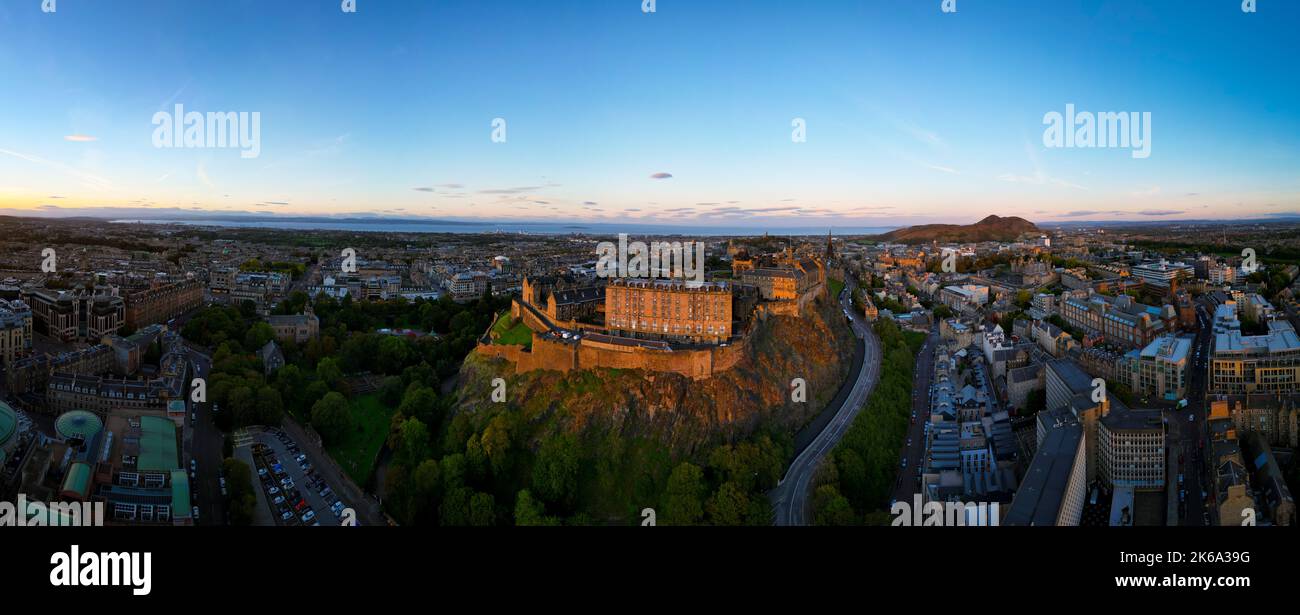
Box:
[882, 214, 1039, 244]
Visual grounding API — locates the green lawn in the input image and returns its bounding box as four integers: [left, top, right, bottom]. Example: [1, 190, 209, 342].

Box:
[828, 277, 846, 299]
[903, 331, 927, 356]
[325, 394, 396, 487]
[491, 312, 533, 348]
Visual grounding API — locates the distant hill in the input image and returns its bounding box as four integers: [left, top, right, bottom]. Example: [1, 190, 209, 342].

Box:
[880, 215, 1040, 244]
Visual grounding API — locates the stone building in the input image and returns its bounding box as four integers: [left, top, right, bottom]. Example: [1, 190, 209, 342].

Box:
[125, 278, 202, 330]
[25, 288, 124, 343]
[265, 305, 319, 345]
[605, 278, 733, 345]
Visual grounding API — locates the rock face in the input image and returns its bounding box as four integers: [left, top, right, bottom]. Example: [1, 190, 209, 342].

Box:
[881, 215, 1040, 244]
[455, 292, 856, 456]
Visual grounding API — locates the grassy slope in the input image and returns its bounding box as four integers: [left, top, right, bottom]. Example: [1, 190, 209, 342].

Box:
[491, 312, 533, 348]
[326, 394, 396, 486]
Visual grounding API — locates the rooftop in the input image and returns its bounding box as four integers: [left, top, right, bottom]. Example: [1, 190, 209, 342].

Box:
[1004, 408, 1083, 526]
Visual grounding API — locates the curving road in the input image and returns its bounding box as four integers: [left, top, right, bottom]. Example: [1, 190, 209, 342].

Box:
[770, 284, 881, 526]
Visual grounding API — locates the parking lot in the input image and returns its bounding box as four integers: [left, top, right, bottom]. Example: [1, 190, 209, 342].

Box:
[249, 429, 352, 526]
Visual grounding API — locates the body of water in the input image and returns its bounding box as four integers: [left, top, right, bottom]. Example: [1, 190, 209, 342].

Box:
[111, 218, 897, 237]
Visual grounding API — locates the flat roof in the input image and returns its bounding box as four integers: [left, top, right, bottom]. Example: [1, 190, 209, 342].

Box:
[1047, 358, 1094, 397]
[171, 469, 191, 518]
[1004, 409, 1083, 526]
[138, 416, 179, 472]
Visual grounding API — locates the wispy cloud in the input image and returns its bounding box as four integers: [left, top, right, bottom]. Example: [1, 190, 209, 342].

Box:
[0, 147, 113, 190]
[650, 172, 673, 180]
[998, 141, 1086, 190]
[63, 135, 98, 142]
[196, 161, 214, 190]
[478, 186, 544, 194]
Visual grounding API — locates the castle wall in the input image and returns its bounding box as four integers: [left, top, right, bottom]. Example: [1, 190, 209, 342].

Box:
[476, 328, 750, 380]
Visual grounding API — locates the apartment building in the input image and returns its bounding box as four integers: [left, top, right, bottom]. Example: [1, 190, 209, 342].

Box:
[124, 278, 203, 330]
[1118, 335, 1192, 401]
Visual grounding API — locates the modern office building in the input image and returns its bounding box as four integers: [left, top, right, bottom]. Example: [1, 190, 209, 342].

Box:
[1118, 335, 1192, 401]
[1131, 260, 1194, 288]
[25, 288, 124, 343]
[1210, 311, 1300, 395]
[939, 284, 989, 311]
[1005, 407, 1086, 526]
[1098, 404, 1166, 492]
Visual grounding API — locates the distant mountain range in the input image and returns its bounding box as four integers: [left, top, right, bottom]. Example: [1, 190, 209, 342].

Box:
[879, 214, 1040, 244]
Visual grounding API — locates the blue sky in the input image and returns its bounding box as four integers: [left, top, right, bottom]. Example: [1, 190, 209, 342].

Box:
[0, 0, 1297, 227]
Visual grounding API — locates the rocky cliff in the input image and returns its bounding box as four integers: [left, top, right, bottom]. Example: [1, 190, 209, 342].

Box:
[454, 292, 856, 456]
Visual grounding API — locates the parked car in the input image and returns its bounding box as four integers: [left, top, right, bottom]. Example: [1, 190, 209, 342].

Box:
[301, 510, 316, 523]
[273, 495, 286, 505]
[281, 511, 293, 521]
[192, 506, 200, 521]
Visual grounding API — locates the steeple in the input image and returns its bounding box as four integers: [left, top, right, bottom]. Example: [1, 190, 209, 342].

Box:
[824, 229, 835, 262]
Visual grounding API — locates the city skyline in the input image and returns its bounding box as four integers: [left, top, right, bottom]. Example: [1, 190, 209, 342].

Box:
[1, 0, 1297, 227]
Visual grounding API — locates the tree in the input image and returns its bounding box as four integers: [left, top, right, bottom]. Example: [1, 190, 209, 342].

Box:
[244, 321, 275, 352]
[222, 458, 256, 526]
[378, 376, 405, 407]
[514, 490, 559, 526]
[532, 434, 581, 509]
[705, 482, 750, 526]
[228, 386, 256, 427]
[440, 487, 472, 526]
[274, 363, 304, 399]
[468, 491, 496, 526]
[399, 418, 432, 468]
[480, 415, 513, 477]
[813, 484, 856, 526]
[662, 462, 706, 525]
[396, 385, 439, 426]
[376, 336, 412, 375]
[316, 357, 344, 390]
[256, 386, 284, 425]
[311, 392, 352, 444]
